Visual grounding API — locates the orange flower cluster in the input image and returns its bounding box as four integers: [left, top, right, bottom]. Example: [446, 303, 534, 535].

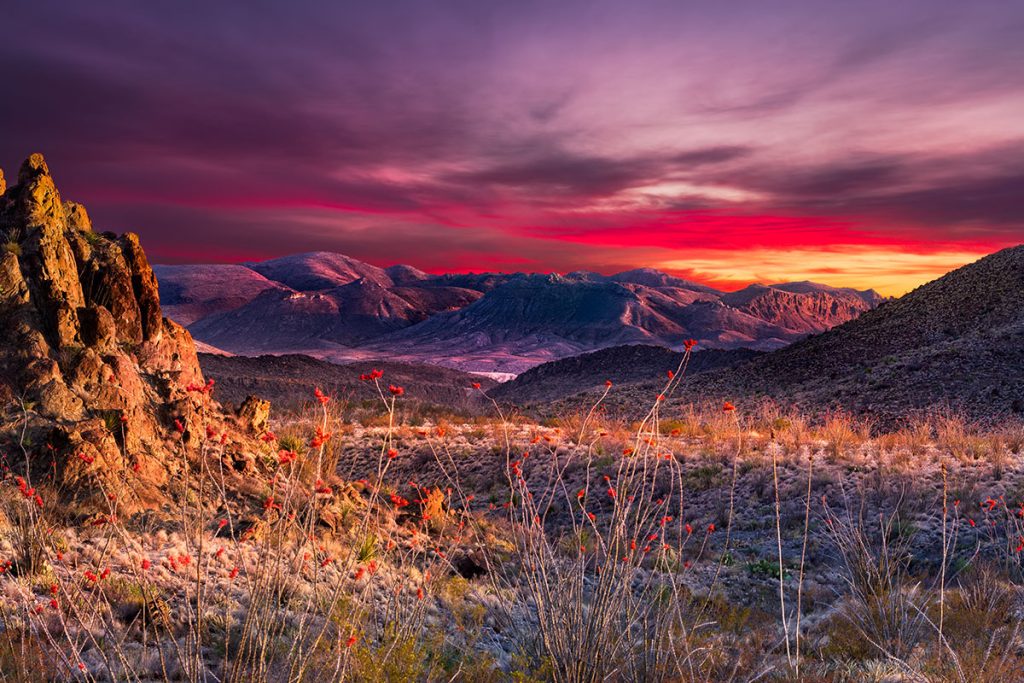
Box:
[14, 477, 43, 507]
[186, 378, 216, 394]
[312, 426, 332, 448]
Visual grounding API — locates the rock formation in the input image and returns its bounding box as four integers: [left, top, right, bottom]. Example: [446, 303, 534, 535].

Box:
[0, 153, 261, 513]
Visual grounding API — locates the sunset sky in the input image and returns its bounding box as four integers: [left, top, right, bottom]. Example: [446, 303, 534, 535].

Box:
[2, 0, 1022, 295]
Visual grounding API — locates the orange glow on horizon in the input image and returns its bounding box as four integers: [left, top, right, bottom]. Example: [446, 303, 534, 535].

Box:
[656, 246, 996, 296]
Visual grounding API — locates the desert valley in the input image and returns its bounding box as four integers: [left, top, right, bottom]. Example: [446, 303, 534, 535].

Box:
[3, 1, 1024, 681]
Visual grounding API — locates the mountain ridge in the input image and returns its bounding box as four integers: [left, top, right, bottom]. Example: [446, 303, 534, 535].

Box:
[155, 252, 884, 373]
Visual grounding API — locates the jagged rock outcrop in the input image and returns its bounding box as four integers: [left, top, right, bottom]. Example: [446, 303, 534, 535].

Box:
[0, 153, 263, 512]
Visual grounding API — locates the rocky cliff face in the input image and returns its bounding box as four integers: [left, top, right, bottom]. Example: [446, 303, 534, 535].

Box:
[0, 154, 258, 512]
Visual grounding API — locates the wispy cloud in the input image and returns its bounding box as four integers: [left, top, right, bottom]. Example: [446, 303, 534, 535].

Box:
[1, 0, 1021, 293]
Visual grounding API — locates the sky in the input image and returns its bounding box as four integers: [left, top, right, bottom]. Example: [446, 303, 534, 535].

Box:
[1, 1, 1022, 295]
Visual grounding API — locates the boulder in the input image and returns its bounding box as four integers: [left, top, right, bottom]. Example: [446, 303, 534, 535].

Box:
[238, 395, 271, 434]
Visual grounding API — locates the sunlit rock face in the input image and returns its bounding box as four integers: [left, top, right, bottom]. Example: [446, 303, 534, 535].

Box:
[0, 153, 261, 512]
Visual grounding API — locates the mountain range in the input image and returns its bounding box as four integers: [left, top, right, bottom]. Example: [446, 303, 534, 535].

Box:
[155, 252, 882, 374]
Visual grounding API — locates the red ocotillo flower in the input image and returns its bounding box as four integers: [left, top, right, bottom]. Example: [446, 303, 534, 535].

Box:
[388, 384, 405, 396]
[311, 426, 332, 448]
[722, 401, 736, 412]
[683, 339, 697, 351]
[314, 387, 330, 405]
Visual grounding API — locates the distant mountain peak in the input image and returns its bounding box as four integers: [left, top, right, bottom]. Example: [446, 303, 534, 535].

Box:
[385, 263, 432, 284]
[244, 251, 393, 291]
[609, 268, 721, 293]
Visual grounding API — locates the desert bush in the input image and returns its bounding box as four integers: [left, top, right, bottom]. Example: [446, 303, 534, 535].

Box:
[822, 505, 933, 662]
[926, 563, 1024, 680]
[817, 411, 872, 460]
[475, 344, 760, 683]
[1002, 423, 1024, 454]
[935, 413, 992, 463]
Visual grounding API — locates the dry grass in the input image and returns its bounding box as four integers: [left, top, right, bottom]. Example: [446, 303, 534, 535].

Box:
[2, 366, 1024, 681]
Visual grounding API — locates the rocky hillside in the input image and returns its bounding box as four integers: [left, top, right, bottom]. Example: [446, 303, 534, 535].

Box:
[598, 245, 1024, 425]
[157, 255, 881, 373]
[197, 352, 495, 413]
[0, 154, 265, 511]
[489, 344, 762, 405]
